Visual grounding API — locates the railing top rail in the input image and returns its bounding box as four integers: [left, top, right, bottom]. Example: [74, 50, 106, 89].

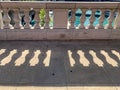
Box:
[0, 2, 120, 9]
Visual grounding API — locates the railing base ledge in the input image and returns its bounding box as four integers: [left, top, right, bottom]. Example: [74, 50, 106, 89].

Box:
[0, 29, 120, 40]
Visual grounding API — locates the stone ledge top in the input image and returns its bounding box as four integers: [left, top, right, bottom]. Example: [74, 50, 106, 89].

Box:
[0, 2, 120, 9]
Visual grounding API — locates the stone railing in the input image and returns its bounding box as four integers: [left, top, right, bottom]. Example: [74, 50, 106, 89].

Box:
[0, 1, 120, 40]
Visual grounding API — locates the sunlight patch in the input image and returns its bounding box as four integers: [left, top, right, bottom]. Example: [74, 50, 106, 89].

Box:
[100, 50, 118, 67]
[29, 50, 41, 66]
[43, 50, 51, 67]
[68, 50, 75, 67]
[0, 49, 6, 55]
[77, 50, 90, 67]
[111, 50, 120, 61]
[0, 49, 17, 66]
[15, 50, 29, 66]
[89, 50, 104, 67]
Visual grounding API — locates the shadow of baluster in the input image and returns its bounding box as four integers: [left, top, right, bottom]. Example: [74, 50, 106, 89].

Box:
[43, 50, 51, 67]
[29, 50, 41, 67]
[100, 50, 118, 67]
[77, 50, 90, 67]
[7, 49, 22, 66]
[0, 49, 9, 65]
[23, 49, 35, 67]
[111, 50, 120, 60]
[82, 49, 98, 67]
[14, 50, 29, 67]
[89, 50, 104, 67]
[68, 50, 76, 67]
[37, 49, 47, 67]
[0, 49, 6, 56]
[110, 50, 120, 66]
[94, 49, 113, 67]
[71, 50, 83, 67]
[0, 49, 17, 66]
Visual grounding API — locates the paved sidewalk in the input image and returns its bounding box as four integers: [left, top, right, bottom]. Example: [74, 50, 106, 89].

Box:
[0, 40, 120, 90]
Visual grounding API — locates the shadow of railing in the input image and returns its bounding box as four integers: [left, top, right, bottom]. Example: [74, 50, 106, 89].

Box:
[0, 40, 120, 86]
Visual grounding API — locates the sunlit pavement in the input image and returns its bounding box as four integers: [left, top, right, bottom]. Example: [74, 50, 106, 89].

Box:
[0, 40, 120, 90]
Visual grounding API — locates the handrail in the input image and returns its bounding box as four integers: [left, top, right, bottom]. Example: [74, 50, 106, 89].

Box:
[0, 2, 120, 9]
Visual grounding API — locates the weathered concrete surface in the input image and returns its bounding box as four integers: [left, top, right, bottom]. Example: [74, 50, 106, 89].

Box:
[0, 29, 120, 40]
[0, 40, 120, 90]
[0, 30, 6, 40]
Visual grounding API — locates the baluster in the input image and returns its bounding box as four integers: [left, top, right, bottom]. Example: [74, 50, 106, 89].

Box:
[70, 9, 76, 29]
[24, 9, 30, 29]
[14, 9, 20, 29]
[80, 9, 87, 29]
[0, 9, 4, 29]
[2, 9, 10, 29]
[34, 9, 40, 29]
[45, 9, 50, 29]
[99, 9, 105, 29]
[108, 10, 114, 29]
[114, 9, 120, 29]
[90, 9, 96, 29]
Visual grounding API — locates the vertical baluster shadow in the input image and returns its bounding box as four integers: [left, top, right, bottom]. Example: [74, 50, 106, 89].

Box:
[37, 49, 47, 67]
[21, 49, 34, 67]
[70, 49, 83, 67]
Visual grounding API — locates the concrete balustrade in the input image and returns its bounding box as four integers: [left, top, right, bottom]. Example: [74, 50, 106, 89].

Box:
[0, 1, 120, 40]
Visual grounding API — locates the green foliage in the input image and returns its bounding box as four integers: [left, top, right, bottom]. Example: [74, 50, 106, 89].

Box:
[39, 8, 46, 27]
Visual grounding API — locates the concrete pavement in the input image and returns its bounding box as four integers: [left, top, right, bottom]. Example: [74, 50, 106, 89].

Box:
[0, 40, 120, 90]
